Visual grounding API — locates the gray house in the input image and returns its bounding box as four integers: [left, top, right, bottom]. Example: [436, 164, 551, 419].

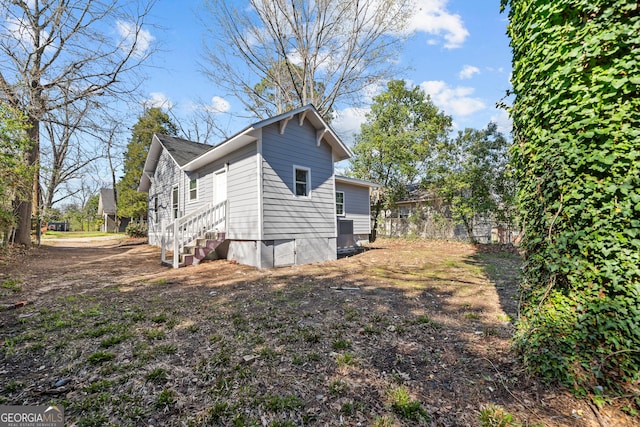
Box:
[138, 105, 376, 268]
[97, 188, 130, 232]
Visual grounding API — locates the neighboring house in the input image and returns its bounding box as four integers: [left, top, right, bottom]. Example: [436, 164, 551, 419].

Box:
[389, 184, 436, 219]
[97, 188, 129, 233]
[379, 185, 517, 243]
[138, 104, 377, 268]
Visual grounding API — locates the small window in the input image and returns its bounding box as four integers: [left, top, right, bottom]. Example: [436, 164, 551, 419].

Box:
[336, 191, 345, 215]
[189, 177, 197, 201]
[154, 196, 159, 223]
[172, 186, 179, 219]
[294, 167, 310, 197]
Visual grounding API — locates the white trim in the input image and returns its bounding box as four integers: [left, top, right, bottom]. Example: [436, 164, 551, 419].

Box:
[298, 109, 308, 126]
[293, 165, 311, 198]
[256, 130, 264, 268]
[180, 105, 352, 172]
[279, 114, 293, 134]
[334, 175, 378, 188]
[316, 128, 327, 147]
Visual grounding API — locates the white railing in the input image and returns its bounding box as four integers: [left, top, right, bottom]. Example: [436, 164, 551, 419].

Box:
[161, 200, 227, 268]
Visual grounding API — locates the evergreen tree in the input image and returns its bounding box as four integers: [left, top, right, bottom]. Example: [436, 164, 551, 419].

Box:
[117, 108, 178, 219]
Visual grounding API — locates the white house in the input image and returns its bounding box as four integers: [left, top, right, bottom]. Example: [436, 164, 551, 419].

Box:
[138, 104, 376, 268]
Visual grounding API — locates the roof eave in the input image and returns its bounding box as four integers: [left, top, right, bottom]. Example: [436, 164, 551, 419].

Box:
[137, 134, 163, 192]
[181, 127, 258, 172]
[335, 175, 379, 188]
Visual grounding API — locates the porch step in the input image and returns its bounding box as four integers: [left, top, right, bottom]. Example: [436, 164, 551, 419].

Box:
[175, 234, 227, 267]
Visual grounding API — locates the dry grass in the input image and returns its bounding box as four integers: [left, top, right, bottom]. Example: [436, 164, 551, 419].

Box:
[0, 238, 635, 426]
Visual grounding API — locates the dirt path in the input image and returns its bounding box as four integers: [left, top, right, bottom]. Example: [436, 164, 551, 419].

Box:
[0, 239, 635, 426]
[3, 238, 161, 300]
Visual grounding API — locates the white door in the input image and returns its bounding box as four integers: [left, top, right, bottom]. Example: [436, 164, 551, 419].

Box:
[214, 170, 227, 204]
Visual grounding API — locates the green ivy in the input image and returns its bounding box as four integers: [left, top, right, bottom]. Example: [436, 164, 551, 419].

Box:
[502, 0, 640, 396]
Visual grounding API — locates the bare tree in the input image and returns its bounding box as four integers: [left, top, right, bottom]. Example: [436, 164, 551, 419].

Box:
[40, 94, 101, 211]
[169, 104, 232, 144]
[0, 0, 157, 246]
[201, 0, 411, 120]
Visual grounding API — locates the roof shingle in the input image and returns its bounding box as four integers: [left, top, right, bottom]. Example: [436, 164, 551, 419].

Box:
[155, 134, 214, 166]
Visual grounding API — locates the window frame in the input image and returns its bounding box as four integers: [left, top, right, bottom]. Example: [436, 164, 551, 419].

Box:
[293, 165, 311, 198]
[336, 191, 345, 216]
[188, 175, 198, 202]
[171, 185, 179, 219]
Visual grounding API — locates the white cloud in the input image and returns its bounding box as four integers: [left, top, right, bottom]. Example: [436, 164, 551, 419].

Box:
[331, 107, 369, 146]
[116, 20, 153, 57]
[490, 109, 512, 135]
[5, 16, 51, 52]
[405, 0, 469, 49]
[458, 65, 480, 80]
[420, 80, 485, 117]
[205, 96, 231, 113]
[145, 92, 173, 109]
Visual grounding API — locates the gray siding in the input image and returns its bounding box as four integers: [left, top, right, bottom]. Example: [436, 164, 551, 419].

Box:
[227, 141, 259, 239]
[192, 141, 259, 240]
[335, 182, 372, 235]
[191, 157, 226, 207]
[261, 121, 335, 240]
[148, 149, 182, 245]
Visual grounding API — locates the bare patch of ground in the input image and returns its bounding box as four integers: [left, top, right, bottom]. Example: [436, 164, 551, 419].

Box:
[0, 238, 635, 426]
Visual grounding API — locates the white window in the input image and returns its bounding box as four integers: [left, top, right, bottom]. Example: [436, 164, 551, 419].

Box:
[189, 176, 198, 201]
[294, 166, 310, 197]
[336, 191, 345, 215]
[172, 186, 179, 219]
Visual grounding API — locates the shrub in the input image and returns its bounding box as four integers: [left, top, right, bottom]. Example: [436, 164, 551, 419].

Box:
[125, 221, 147, 238]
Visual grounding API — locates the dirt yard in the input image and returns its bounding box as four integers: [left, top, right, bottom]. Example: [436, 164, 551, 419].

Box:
[0, 237, 635, 426]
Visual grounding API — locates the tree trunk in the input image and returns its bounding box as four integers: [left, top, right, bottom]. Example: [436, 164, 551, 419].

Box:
[14, 119, 39, 247]
[462, 217, 475, 244]
[370, 201, 383, 242]
[107, 138, 119, 232]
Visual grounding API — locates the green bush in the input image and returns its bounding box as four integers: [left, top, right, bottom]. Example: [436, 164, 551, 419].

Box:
[503, 0, 640, 396]
[125, 221, 147, 238]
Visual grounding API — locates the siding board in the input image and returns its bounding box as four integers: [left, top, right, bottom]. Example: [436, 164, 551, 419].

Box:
[335, 182, 372, 235]
[148, 149, 182, 245]
[226, 142, 259, 239]
[261, 120, 335, 240]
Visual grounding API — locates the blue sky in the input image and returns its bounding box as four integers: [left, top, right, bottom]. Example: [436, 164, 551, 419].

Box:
[141, 0, 513, 144]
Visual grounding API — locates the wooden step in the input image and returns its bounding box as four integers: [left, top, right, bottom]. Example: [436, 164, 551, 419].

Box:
[165, 232, 227, 268]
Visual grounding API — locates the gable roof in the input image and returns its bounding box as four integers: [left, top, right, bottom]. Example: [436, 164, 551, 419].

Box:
[98, 188, 116, 215]
[139, 104, 352, 191]
[155, 134, 214, 166]
[138, 134, 215, 191]
[181, 104, 352, 172]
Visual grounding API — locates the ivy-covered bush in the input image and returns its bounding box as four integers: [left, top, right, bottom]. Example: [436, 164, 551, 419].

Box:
[125, 221, 148, 238]
[502, 0, 639, 396]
